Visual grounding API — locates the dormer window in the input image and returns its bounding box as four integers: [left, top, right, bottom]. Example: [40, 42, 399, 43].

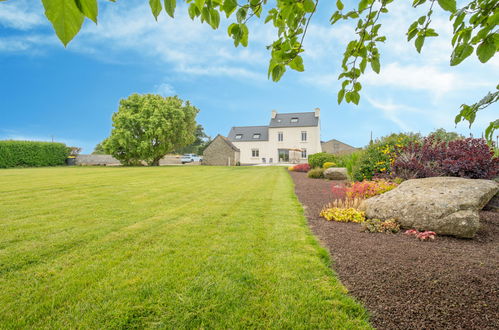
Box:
[253, 133, 261, 139]
[290, 117, 299, 123]
[235, 134, 243, 139]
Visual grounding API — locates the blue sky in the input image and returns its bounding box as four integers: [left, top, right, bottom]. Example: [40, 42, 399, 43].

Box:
[0, 0, 497, 153]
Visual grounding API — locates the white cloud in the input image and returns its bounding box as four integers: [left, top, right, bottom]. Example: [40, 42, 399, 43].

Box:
[365, 96, 425, 131]
[0, 0, 45, 30]
[154, 82, 175, 96]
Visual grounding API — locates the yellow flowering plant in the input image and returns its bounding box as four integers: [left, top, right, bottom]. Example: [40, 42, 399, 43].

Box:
[320, 207, 366, 223]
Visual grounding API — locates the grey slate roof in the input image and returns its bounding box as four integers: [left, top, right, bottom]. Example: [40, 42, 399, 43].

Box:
[207, 134, 240, 151]
[269, 112, 319, 128]
[228, 126, 269, 142]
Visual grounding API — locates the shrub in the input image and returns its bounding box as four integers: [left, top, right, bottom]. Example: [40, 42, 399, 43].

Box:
[320, 207, 365, 223]
[391, 137, 499, 180]
[323, 162, 336, 169]
[362, 219, 400, 233]
[334, 150, 364, 177]
[331, 183, 348, 200]
[352, 133, 421, 181]
[307, 167, 325, 178]
[292, 163, 311, 172]
[0, 140, 70, 168]
[308, 152, 337, 168]
[346, 180, 398, 199]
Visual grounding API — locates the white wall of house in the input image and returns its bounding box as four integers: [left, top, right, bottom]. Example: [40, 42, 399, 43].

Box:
[233, 125, 322, 164]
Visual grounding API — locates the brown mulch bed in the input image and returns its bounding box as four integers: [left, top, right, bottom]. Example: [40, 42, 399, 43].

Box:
[290, 171, 499, 330]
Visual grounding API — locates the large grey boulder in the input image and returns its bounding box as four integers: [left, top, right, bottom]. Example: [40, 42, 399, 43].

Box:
[365, 177, 499, 238]
[323, 167, 348, 180]
[483, 192, 499, 212]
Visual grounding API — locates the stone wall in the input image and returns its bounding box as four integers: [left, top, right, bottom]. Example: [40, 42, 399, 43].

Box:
[203, 136, 239, 166]
[76, 154, 183, 166]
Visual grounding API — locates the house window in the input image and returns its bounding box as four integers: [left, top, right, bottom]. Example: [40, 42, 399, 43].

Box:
[301, 148, 307, 159]
[235, 134, 243, 139]
[253, 133, 261, 139]
[290, 117, 299, 123]
[301, 131, 307, 141]
[252, 149, 259, 157]
[278, 132, 283, 142]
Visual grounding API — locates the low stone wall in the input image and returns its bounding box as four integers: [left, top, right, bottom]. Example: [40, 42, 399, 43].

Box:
[75, 154, 183, 166]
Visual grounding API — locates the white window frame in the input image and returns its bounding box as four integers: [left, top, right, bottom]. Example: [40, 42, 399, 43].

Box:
[252, 149, 259, 157]
[253, 133, 261, 139]
[290, 117, 299, 123]
[235, 134, 242, 139]
[278, 132, 283, 142]
[301, 148, 307, 159]
[301, 131, 307, 141]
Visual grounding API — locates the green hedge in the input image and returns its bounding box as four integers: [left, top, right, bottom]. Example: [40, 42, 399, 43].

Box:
[0, 141, 70, 168]
[308, 152, 337, 168]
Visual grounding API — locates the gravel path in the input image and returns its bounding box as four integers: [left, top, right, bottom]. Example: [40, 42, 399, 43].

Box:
[290, 171, 499, 329]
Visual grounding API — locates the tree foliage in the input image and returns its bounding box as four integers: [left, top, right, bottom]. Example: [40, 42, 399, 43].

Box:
[174, 124, 211, 155]
[8, 0, 497, 140]
[428, 128, 464, 142]
[104, 94, 198, 166]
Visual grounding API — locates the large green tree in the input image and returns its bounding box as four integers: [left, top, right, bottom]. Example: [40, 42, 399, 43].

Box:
[104, 94, 198, 166]
[8, 0, 497, 139]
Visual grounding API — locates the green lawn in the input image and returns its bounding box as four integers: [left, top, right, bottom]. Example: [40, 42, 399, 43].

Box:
[0, 166, 370, 329]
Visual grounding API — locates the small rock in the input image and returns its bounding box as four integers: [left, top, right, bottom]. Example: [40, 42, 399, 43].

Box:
[323, 167, 348, 180]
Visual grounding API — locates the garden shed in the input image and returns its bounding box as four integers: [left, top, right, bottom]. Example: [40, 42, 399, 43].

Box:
[202, 135, 240, 166]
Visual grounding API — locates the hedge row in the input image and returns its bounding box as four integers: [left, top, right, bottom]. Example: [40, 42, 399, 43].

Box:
[0, 141, 70, 168]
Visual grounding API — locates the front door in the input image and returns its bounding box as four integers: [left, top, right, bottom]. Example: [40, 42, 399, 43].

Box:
[278, 149, 289, 162]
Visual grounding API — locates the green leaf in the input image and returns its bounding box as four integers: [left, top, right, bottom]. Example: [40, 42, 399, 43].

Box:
[209, 8, 220, 29]
[289, 56, 304, 72]
[336, 0, 344, 11]
[415, 35, 425, 53]
[42, 0, 85, 46]
[188, 3, 198, 19]
[337, 89, 345, 104]
[425, 28, 439, 37]
[358, 0, 369, 12]
[417, 15, 426, 25]
[164, 0, 176, 18]
[437, 0, 456, 13]
[354, 82, 362, 92]
[75, 0, 98, 23]
[476, 37, 496, 63]
[223, 0, 237, 18]
[303, 0, 315, 12]
[236, 7, 247, 23]
[149, 0, 162, 20]
[350, 91, 360, 105]
[195, 0, 205, 11]
[371, 57, 380, 73]
[271, 64, 285, 82]
[450, 43, 473, 66]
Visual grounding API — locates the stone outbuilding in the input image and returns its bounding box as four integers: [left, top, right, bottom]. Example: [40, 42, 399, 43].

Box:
[321, 139, 359, 155]
[202, 135, 240, 166]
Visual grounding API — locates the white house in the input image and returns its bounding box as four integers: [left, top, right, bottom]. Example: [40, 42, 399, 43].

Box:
[227, 109, 322, 164]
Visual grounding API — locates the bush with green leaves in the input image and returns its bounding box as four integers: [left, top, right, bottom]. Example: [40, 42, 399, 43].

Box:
[307, 167, 325, 179]
[308, 152, 337, 169]
[352, 133, 422, 181]
[0, 141, 70, 168]
[334, 150, 365, 178]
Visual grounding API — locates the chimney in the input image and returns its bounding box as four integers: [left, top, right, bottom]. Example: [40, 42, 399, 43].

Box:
[314, 107, 320, 117]
[271, 109, 277, 119]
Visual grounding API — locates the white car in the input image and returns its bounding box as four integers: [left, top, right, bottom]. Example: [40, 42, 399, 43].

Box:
[181, 154, 202, 164]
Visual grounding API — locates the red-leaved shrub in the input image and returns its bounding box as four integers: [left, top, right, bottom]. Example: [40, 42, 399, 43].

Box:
[292, 163, 311, 172]
[391, 137, 499, 179]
